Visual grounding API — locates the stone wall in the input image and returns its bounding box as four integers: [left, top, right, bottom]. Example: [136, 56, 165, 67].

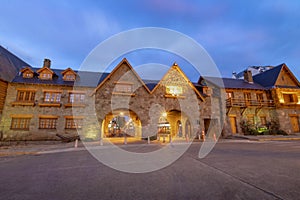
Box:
[94, 62, 208, 139]
[0, 82, 94, 141]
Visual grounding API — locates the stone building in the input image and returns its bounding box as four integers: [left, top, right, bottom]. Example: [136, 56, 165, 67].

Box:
[0, 48, 299, 141]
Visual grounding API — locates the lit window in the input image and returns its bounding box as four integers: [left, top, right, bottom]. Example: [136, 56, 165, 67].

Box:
[283, 93, 298, 103]
[11, 118, 31, 130]
[24, 72, 33, 78]
[166, 86, 183, 96]
[39, 118, 57, 129]
[44, 92, 61, 103]
[226, 92, 234, 99]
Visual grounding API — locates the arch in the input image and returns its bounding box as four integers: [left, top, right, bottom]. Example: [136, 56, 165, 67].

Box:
[102, 109, 141, 138]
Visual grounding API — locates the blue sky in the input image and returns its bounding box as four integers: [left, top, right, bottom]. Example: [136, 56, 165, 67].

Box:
[1, 0, 300, 81]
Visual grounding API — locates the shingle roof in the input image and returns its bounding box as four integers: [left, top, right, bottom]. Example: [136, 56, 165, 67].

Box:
[201, 76, 266, 90]
[0, 45, 31, 82]
[252, 64, 284, 88]
[12, 67, 109, 87]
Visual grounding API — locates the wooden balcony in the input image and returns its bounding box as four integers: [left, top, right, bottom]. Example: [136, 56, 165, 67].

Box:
[226, 98, 275, 108]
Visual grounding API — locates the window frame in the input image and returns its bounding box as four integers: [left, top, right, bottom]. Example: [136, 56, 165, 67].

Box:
[65, 117, 84, 129]
[43, 91, 62, 103]
[16, 90, 36, 102]
[10, 117, 31, 130]
[39, 117, 58, 129]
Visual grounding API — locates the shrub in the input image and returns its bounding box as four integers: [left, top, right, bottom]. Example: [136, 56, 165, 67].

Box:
[240, 120, 259, 135]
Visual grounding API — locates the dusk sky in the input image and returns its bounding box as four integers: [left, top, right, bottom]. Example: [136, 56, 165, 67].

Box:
[1, 0, 300, 81]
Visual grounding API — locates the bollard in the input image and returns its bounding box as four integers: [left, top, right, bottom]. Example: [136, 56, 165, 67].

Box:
[169, 135, 172, 144]
[186, 134, 189, 142]
[213, 133, 217, 142]
[124, 135, 127, 144]
[100, 137, 103, 146]
[202, 131, 205, 142]
[74, 139, 78, 148]
[147, 136, 150, 144]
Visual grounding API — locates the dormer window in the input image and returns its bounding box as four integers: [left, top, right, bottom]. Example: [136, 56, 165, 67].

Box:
[24, 72, 33, 78]
[20, 67, 34, 79]
[40, 73, 52, 80]
[62, 68, 77, 81]
[37, 67, 54, 80]
[65, 74, 75, 81]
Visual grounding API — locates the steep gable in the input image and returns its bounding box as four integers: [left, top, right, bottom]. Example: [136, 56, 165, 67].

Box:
[274, 64, 300, 88]
[253, 63, 300, 88]
[92, 58, 150, 95]
[61, 67, 77, 81]
[37, 67, 55, 80]
[20, 67, 35, 78]
[151, 63, 204, 101]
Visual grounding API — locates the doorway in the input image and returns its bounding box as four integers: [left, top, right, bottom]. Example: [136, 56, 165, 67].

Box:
[229, 116, 238, 134]
[290, 116, 300, 133]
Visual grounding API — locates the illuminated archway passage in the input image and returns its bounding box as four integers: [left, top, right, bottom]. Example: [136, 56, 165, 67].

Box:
[102, 110, 142, 138]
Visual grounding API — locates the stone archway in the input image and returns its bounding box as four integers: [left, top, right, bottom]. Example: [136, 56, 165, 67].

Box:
[102, 109, 141, 138]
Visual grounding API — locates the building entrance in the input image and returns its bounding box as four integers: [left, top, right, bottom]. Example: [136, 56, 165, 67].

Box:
[102, 110, 141, 138]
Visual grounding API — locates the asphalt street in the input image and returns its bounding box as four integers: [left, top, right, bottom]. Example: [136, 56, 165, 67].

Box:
[0, 140, 299, 200]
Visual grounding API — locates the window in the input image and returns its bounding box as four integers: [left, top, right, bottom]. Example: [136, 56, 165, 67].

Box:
[39, 118, 57, 129]
[283, 93, 298, 103]
[17, 90, 35, 102]
[247, 115, 254, 125]
[40, 73, 52, 80]
[23, 72, 33, 78]
[115, 83, 133, 93]
[65, 118, 83, 129]
[166, 86, 183, 96]
[260, 116, 267, 126]
[64, 74, 75, 81]
[69, 93, 85, 103]
[11, 118, 31, 130]
[226, 92, 234, 99]
[244, 92, 251, 100]
[44, 92, 61, 103]
[256, 93, 263, 102]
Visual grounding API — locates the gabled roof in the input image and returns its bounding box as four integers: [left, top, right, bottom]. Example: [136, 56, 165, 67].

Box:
[252, 64, 283, 88]
[0, 45, 32, 82]
[253, 63, 300, 88]
[61, 67, 77, 75]
[92, 58, 151, 95]
[12, 67, 109, 87]
[151, 63, 205, 101]
[36, 66, 55, 74]
[199, 76, 265, 90]
[20, 66, 34, 73]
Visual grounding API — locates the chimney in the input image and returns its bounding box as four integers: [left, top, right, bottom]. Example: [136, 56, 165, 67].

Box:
[43, 58, 51, 68]
[244, 70, 253, 83]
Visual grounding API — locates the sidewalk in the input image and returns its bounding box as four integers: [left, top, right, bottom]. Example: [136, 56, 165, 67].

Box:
[1, 134, 300, 157]
[226, 133, 300, 141]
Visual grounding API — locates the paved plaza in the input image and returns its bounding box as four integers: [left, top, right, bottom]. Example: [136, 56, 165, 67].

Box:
[0, 139, 300, 200]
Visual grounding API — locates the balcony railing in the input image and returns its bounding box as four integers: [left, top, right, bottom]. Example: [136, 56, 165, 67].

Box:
[226, 98, 275, 107]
